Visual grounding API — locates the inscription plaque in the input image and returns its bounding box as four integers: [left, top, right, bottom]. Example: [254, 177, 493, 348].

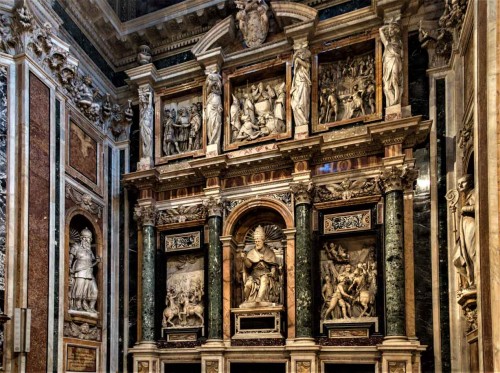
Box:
[66, 345, 97, 372]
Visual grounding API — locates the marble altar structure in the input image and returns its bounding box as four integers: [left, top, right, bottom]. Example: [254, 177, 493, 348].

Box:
[0, 0, 498, 372]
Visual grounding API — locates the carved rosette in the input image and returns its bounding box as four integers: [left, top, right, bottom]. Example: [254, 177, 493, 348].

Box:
[203, 196, 224, 217]
[65, 185, 103, 218]
[291, 181, 314, 205]
[134, 205, 158, 227]
[379, 166, 418, 194]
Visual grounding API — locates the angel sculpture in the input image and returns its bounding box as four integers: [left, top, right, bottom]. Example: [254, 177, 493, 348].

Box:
[324, 178, 377, 200]
[157, 205, 206, 225]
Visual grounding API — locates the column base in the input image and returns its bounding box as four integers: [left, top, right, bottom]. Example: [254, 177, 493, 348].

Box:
[286, 337, 316, 346]
[130, 341, 159, 373]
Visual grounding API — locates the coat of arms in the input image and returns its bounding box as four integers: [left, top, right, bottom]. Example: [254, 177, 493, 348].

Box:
[235, 0, 269, 48]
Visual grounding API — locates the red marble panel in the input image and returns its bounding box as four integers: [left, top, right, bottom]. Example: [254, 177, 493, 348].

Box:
[27, 73, 50, 373]
[69, 121, 97, 183]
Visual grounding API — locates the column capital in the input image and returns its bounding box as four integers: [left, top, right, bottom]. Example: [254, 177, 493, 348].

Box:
[290, 181, 314, 206]
[134, 204, 157, 227]
[203, 196, 224, 217]
[380, 166, 418, 194]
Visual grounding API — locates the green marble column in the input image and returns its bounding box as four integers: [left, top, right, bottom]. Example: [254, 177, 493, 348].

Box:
[382, 168, 406, 337]
[141, 223, 156, 341]
[292, 182, 314, 338]
[206, 200, 223, 340]
[134, 204, 157, 342]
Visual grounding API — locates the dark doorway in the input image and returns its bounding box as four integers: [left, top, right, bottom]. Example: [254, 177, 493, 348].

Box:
[324, 364, 375, 373]
[230, 362, 287, 373]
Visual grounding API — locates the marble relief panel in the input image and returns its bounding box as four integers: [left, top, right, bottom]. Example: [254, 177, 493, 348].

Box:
[224, 59, 292, 151]
[320, 235, 377, 321]
[154, 79, 206, 164]
[312, 32, 382, 133]
[162, 253, 205, 329]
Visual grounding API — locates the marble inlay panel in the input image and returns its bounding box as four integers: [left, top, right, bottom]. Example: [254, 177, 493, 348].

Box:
[69, 121, 98, 184]
[27, 73, 50, 372]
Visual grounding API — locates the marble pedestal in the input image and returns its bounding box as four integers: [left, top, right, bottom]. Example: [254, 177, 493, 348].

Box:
[232, 306, 284, 339]
[130, 342, 160, 373]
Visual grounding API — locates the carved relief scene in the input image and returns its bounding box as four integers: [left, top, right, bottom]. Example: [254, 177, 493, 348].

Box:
[319, 234, 379, 334]
[157, 88, 205, 162]
[314, 38, 381, 131]
[162, 253, 205, 333]
[225, 61, 290, 150]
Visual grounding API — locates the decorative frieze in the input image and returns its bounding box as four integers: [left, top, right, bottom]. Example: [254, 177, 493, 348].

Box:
[156, 205, 206, 225]
[165, 232, 201, 253]
[0, 4, 133, 140]
[314, 178, 379, 203]
[65, 185, 103, 218]
[324, 210, 371, 234]
[133, 205, 158, 227]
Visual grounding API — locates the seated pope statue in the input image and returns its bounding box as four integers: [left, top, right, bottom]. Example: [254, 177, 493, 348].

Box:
[240, 225, 280, 307]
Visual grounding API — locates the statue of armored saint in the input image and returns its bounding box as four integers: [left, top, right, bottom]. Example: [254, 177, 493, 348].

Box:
[69, 228, 100, 313]
[240, 225, 281, 307]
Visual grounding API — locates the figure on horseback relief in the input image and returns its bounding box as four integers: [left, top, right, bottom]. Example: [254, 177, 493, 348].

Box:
[162, 254, 205, 329]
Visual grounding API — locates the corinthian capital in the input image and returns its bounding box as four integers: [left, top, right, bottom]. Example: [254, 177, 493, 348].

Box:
[203, 196, 224, 217]
[379, 166, 419, 194]
[290, 181, 314, 205]
[134, 204, 157, 227]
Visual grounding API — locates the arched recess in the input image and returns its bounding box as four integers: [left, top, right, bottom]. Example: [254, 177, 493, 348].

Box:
[64, 207, 103, 326]
[270, 2, 318, 29]
[221, 197, 296, 340]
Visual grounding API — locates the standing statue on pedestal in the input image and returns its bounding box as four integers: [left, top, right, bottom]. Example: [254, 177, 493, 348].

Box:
[291, 47, 312, 127]
[379, 20, 403, 107]
[139, 88, 154, 160]
[205, 71, 223, 146]
[452, 175, 476, 290]
[69, 228, 100, 314]
[240, 225, 281, 307]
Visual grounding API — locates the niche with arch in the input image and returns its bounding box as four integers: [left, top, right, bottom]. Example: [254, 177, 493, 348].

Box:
[63, 213, 102, 342]
[230, 206, 288, 339]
